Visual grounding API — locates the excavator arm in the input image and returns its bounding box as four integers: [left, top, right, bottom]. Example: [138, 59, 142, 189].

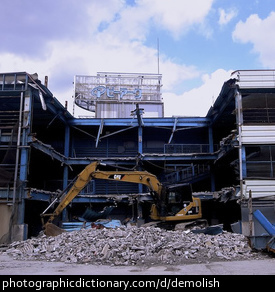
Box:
[41, 161, 202, 236]
[41, 161, 162, 228]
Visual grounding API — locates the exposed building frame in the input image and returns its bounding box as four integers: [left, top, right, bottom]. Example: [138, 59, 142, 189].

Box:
[1, 70, 275, 242]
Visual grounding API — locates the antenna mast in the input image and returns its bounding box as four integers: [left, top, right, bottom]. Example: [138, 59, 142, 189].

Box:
[157, 38, 160, 74]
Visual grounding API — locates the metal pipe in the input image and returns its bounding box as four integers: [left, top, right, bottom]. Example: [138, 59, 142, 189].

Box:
[235, 90, 244, 198]
[41, 198, 58, 215]
[12, 91, 24, 205]
[248, 190, 253, 236]
[253, 209, 275, 236]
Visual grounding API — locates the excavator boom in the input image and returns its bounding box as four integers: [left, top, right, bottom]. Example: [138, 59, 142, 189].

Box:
[41, 161, 201, 236]
[42, 162, 162, 235]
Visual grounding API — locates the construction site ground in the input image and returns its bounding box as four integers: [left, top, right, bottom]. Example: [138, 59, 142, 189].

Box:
[0, 253, 274, 275]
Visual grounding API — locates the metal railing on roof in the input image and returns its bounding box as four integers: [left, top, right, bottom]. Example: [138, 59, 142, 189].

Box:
[0, 73, 29, 91]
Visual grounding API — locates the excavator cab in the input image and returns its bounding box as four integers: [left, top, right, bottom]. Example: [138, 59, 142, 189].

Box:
[150, 183, 202, 222]
[166, 183, 193, 214]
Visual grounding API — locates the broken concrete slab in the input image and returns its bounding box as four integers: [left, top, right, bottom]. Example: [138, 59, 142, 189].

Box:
[4, 226, 264, 266]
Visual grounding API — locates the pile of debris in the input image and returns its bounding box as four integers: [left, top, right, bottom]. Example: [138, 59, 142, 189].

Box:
[4, 226, 262, 266]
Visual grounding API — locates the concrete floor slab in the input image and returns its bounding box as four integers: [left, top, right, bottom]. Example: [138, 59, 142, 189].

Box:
[0, 254, 274, 275]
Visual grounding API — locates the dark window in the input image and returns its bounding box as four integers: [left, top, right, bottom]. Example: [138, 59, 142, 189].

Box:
[246, 145, 275, 178]
[242, 94, 275, 124]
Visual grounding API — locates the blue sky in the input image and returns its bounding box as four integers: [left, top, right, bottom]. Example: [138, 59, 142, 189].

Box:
[1, 0, 275, 117]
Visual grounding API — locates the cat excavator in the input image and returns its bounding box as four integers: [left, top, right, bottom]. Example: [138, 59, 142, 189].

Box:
[41, 161, 202, 236]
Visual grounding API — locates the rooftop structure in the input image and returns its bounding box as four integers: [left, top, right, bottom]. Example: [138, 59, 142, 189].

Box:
[74, 72, 163, 118]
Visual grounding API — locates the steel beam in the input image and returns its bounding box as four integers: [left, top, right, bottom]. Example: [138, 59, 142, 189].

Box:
[68, 117, 210, 128]
[95, 119, 104, 148]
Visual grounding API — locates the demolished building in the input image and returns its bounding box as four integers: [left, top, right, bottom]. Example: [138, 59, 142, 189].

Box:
[0, 70, 274, 250]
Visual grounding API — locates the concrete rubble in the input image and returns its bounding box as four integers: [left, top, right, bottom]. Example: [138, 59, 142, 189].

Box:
[3, 226, 263, 266]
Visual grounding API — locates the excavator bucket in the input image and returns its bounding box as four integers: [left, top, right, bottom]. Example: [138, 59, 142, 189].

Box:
[44, 222, 66, 237]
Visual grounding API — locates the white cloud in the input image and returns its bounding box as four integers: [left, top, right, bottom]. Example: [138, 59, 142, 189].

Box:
[232, 12, 275, 67]
[97, 0, 214, 42]
[138, 0, 214, 39]
[0, 35, 202, 117]
[163, 69, 232, 117]
[0, 0, 220, 117]
[218, 8, 238, 26]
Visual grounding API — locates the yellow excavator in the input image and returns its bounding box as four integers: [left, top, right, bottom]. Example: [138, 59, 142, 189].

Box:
[41, 161, 202, 236]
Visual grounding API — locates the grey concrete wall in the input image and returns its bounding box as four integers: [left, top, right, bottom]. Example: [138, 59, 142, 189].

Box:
[0, 204, 12, 243]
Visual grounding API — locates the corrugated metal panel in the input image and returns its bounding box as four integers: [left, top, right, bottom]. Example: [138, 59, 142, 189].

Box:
[96, 102, 163, 118]
[243, 179, 275, 199]
[241, 125, 275, 144]
[232, 70, 275, 88]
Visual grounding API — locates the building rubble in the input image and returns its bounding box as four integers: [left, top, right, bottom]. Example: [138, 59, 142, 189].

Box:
[3, 226, 265, 266]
